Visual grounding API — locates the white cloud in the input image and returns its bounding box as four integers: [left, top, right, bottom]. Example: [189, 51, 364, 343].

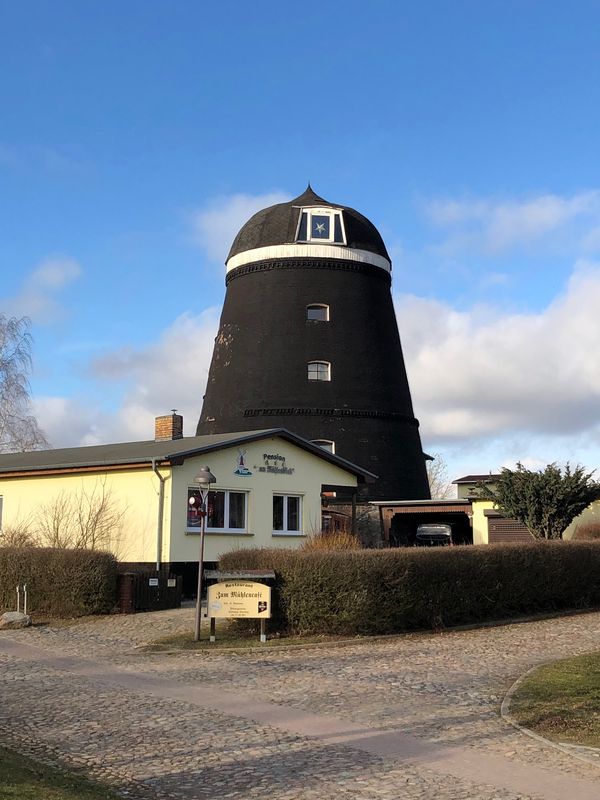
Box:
[0, 142, 88, 175]
[2, 257, 82, 323]
[424, 191, 600, 255]
[34, 258, 81, 288]
[480, 271, 510, 288]
[32, 396, 109, 449]
[190, 191, 291, 263]
[398, 260, 600, 451]
[36, 308, 220, 447]
[582, 224, 600, 252]
[94, 307, 221, 441]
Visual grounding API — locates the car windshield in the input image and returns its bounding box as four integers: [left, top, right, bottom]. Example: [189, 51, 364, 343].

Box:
[417, 525, 451, 537]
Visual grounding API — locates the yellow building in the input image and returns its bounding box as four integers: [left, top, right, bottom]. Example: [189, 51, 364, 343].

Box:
[0, 415, 374, 589]
[453, 474, 533, 545]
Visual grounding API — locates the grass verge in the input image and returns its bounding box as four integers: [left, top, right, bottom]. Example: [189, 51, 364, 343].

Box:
[143, 630, 361, 651]
[510, 651, 600, 748]
[142, 619, 363, 651]
[0, 745, 119, 799]
[143, 609, 600, 653]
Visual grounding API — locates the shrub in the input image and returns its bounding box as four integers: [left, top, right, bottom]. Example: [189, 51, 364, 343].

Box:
[0, 520, 37, 548]
[0, 547, 117, 617]
[301, 529, 363, 552]
[220, 542, 600, 635]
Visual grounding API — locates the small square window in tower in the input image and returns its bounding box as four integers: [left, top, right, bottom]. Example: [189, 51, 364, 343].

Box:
[307, 304, 329, 321]
[307, 361, 331, 381]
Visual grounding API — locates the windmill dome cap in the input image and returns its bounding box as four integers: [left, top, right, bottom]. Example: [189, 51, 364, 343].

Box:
[226, 186, 391, 263]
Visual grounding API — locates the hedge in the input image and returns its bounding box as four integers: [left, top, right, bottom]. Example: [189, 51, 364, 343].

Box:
[220, 542, 600, 635]
[0, 547, 117, 617]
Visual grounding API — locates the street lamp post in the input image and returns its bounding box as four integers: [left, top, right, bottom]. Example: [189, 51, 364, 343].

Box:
[192, 466, 216, 641]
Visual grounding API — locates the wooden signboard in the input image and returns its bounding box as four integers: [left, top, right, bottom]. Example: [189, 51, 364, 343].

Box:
[207, 581, 271, 620]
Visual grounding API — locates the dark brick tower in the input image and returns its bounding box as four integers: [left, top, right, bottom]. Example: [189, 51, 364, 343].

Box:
[197, 187, 430, 500]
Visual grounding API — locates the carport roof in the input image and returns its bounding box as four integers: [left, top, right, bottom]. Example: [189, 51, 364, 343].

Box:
[371, 499, 472, 513]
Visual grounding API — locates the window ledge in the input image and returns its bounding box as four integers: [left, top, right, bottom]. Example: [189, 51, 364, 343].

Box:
[271, 532, 305, 537]
[186, 530, 253, 536]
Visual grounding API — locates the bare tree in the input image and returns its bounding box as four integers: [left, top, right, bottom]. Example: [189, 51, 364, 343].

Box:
[34, 480, 127, 552]
[0, 517, 37, 547]
[0, 314, 49, 453]
[74, 481, 128, 550]
[426, 452, 455, 499]
[34, 491, 78, 548]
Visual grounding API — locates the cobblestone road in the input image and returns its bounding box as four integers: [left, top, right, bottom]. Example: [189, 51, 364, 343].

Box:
[1, 607, 600, 799]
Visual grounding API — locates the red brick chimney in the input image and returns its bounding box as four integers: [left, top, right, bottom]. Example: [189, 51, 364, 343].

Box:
[155, 412, 183, 441]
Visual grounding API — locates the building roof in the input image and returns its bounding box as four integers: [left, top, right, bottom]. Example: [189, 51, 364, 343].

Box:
[453, 474, 500, 484]
[0, 428, 377, 483]
[226, 186, 391, 263]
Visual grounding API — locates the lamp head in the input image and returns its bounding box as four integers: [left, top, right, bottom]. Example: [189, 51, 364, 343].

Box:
[193, 466, 216, 491]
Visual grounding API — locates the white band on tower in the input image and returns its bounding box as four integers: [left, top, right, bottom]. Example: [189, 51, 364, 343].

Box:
[226, 243, 391, 273]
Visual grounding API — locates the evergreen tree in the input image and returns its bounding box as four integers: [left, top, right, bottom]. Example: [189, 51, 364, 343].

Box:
[480, 462, 600, 540]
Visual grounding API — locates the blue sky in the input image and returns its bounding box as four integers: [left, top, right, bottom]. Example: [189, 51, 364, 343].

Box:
[3, 0, 600, 484]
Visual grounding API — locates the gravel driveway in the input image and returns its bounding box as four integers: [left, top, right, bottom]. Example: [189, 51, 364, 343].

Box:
[1, 607, 600, 799]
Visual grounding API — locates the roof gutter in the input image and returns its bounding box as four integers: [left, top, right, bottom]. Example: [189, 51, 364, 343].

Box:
[151, 458, 166, 571]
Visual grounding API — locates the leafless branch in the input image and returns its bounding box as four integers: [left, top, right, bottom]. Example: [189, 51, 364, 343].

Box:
[0, 314, 49, 453]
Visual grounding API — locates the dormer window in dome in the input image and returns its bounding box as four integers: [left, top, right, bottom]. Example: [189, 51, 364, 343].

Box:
[296, 207, 346, 245]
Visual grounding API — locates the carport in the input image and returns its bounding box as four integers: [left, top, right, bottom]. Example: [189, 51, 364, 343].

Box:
[372, 499, 473, 546]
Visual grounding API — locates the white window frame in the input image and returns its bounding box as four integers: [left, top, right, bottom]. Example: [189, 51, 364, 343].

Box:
[306, 303, 330, 322]
[308, 360, 331, 381]
[295, 207, 346, 244]
[186, 487, 249, 535]
[272, 493, 303, 536]
[312, 439, 335, 453]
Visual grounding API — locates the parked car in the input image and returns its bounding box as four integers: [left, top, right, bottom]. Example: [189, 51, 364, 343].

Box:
[415, 523, 452, 546]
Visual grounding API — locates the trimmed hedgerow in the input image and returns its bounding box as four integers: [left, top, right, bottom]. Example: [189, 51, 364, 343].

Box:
[0, 547, 117, 617]
[220, 542, 600, 635]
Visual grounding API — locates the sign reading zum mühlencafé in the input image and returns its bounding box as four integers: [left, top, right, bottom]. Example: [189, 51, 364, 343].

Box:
[207, 581, 271, 619]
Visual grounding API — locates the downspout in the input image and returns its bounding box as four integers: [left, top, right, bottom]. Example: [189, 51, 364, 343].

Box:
[152, 458, 166, 571]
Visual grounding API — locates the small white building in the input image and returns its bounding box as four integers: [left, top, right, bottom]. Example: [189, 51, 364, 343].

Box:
[0, 414, 375, 591]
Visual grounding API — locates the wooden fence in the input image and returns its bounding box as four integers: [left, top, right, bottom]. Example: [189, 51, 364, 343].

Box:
[117, 571, 182, 613]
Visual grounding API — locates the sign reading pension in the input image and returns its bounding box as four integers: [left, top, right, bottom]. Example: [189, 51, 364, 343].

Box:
[207, 581, 271, 619]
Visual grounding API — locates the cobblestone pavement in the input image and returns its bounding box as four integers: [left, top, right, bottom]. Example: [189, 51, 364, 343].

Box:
[1, 608, 600, 799]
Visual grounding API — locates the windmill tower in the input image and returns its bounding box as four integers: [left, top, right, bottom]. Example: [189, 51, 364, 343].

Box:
[197, 187, 430, 500]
